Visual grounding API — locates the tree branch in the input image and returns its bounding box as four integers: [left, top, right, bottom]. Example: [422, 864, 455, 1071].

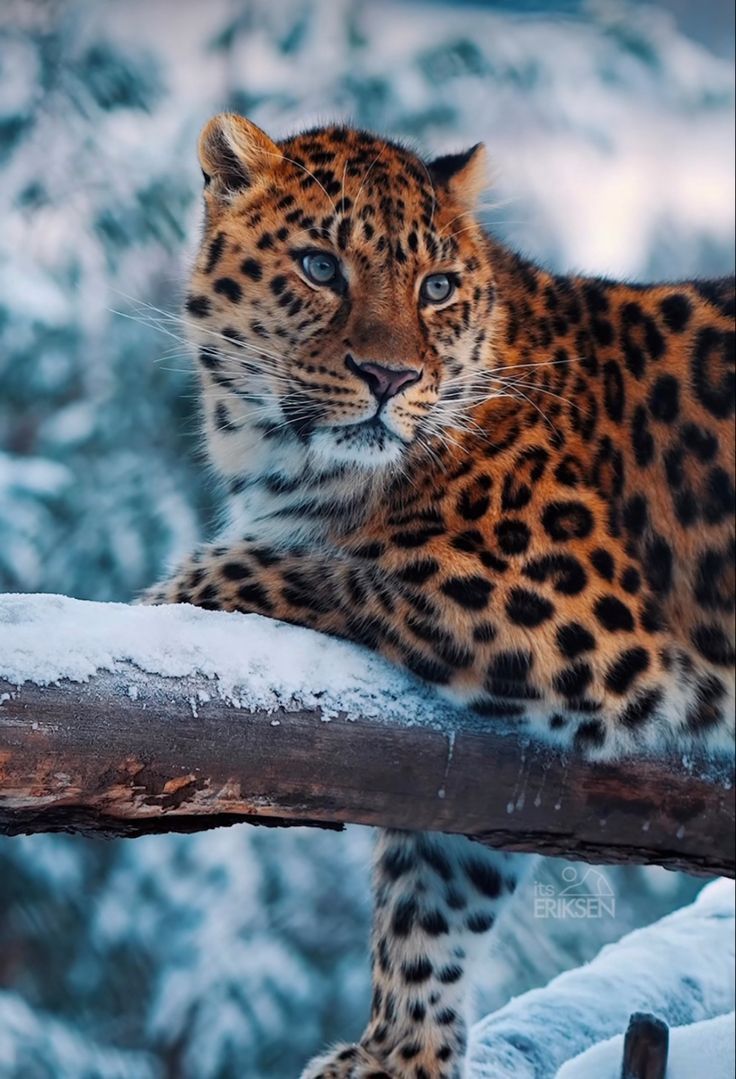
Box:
[0, 595, 733, 877]
[469, 878, 734, 1077]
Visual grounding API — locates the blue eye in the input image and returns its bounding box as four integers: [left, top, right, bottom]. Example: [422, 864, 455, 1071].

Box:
[302, 251, 339, 285]
[421, 273, 455, 304]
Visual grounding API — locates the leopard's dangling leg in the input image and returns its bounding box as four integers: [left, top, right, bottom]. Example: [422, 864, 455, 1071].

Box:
[303, 830, 534, 1079]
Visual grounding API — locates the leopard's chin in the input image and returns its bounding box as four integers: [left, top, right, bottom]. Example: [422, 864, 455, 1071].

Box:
[309, 419, 407, 469]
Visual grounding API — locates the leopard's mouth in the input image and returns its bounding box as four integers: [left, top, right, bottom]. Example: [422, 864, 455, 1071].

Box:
[313, 413, 411, 445]
[308, 416, 410, 468]
[349, 416, 411, 444]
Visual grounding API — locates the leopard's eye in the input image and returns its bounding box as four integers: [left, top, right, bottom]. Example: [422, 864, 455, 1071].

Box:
[421, 273, 455, 305]
[302, 251, 339, 285]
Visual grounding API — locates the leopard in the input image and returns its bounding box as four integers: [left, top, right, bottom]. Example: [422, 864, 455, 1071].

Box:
[142, 112, 735, 1078]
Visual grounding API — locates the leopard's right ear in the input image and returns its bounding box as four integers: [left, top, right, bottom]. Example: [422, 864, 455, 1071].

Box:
[198, 113, 282, 196]
[428, 143, 487, 209]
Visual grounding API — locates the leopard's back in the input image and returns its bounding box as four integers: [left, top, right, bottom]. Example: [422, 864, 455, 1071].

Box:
[398, 260, 736, 750]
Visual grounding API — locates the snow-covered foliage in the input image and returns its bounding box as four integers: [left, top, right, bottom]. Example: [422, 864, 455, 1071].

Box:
[0, 1, 733, 1076]
[92, 825, 374, 1078]
[0, 991, 160, 1079]
[468, 877, 735, 1077]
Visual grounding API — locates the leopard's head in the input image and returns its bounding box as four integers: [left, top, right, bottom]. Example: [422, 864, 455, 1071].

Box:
[187, 114, 496, 472]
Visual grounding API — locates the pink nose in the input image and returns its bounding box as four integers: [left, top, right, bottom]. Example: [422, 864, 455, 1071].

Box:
[347, 356, 422, 402]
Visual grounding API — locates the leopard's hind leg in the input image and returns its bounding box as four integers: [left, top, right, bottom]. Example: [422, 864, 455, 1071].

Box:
[302, 830, 534, 1079]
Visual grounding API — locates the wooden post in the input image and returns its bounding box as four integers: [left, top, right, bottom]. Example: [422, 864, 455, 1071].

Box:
[621, 1013, 669, 1079]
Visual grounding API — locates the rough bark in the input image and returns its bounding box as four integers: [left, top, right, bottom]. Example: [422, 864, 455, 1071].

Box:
[1, 666, 732, 877]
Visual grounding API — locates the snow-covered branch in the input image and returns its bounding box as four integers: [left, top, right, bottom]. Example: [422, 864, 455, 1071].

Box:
[467, 878, 735, 1078]
[0, 595, 733, 877]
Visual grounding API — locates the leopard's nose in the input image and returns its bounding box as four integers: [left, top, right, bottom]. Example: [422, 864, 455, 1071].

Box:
[346, 356, 422, 402]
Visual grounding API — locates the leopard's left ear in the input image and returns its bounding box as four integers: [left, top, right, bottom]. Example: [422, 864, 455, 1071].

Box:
[428, 143, 487, 208]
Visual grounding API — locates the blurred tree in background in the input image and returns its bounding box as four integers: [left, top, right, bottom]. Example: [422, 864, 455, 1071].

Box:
[0, 1, 732, 1075]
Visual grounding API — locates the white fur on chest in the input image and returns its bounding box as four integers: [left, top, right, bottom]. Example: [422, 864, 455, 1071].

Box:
[209, 413, 368, 547]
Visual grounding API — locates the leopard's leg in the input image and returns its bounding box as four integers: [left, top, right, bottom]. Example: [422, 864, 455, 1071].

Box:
[141, 545, 534, 1076]
[302, 830, 534, 1079]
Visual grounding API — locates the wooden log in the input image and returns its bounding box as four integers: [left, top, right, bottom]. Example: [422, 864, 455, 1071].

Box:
[1, 664, 733, 876]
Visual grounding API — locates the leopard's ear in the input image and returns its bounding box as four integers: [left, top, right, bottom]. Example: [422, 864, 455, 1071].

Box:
[428, 143, 487, 208]
[198, 113, 282, 195]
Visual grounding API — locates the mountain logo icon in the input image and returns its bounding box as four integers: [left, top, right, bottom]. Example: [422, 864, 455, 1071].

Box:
[532, 865, 616, 919]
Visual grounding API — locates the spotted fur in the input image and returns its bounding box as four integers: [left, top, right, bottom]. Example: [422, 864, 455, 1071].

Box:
[143, 114, 735, 1078]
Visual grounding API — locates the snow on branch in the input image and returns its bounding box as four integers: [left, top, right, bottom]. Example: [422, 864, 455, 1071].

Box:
[0, 594, 733, 877]
[467, 878, 735, 1078]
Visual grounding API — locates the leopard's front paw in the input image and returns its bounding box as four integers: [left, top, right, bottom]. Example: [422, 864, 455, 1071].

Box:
[300, 1042, 393, 1079]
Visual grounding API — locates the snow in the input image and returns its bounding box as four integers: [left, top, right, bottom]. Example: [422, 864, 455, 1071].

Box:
[0, 592, 449, 725]
[0, 2, 733, 1074]
[351, 1, 735, 279]
[0, 990, 159, 1079]
[468, 878, 735, 1078]
[0, 260, 71, 326]
[0, 453, 72, 498]
[88, 822, 374, 1077]
[558, 1010, 736, 1079]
